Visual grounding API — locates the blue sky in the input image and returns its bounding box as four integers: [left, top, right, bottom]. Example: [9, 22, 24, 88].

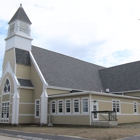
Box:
[1, 0, 140, 76]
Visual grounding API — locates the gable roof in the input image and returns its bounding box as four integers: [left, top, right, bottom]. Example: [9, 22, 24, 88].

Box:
[99, 61, 140, 93]
[8, 4, 32, 24]
[31, 46, 104, 92]
[15, 46, 140, 93]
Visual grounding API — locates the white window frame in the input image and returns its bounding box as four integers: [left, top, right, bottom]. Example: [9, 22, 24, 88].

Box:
[82, 98, 89, 114]
[112, 100, 120, 114]
[1, 101, 10, 123]
[58, 100, 63, 114]
[35, 99, 40, 118]
[51, 100, 56, 114]
[65, 99, 71, 114]
[73, 98, 80, 114]
[134, 101, 138, 114]
[3, 78, 11, 95]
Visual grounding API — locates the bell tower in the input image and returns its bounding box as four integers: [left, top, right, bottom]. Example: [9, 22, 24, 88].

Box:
[5, 4, 32, 51]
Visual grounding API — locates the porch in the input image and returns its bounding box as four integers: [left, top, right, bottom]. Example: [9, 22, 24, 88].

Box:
[91, 111, 118, 127]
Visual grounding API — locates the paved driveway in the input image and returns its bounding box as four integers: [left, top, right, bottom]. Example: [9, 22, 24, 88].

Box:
[0, 129, 89, 140]
[121, 135, 140, 140]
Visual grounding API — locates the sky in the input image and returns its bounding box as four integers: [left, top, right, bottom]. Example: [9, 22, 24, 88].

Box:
[0, 0, 140, 76]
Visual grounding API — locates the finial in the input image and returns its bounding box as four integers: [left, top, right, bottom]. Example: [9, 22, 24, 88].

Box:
[20, 4, 22, 7]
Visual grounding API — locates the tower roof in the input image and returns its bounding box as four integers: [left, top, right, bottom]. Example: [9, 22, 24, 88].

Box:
[8, 4, 32, 24]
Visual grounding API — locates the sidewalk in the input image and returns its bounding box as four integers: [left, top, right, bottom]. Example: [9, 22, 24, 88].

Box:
[0, 129, 88, 140]
[0, 135, 24, 140]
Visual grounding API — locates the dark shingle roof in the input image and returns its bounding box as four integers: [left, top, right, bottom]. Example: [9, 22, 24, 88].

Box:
[99, 61, 140, 92]
[8, 4, 32, 24]
[32, 46, 104, 91]
[18, 78, 33, 87]
[15, 48, 31, 66]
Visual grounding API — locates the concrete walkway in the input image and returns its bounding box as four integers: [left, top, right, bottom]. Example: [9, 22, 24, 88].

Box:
[120, 135, 140, 140]
[0, 129, 89, 140]
[0, 135, 24, 140]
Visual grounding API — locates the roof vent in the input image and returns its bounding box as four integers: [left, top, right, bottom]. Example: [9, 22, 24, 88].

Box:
[106, 88, 110, 93]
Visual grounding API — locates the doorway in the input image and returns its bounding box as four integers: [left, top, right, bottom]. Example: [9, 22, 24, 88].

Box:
[92, 101, 98, 120]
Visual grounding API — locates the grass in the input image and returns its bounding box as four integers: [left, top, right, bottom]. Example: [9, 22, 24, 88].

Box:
[1, 123, 140, 140]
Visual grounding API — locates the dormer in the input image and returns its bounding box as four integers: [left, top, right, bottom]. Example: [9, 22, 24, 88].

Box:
[5, 4, 32, 51]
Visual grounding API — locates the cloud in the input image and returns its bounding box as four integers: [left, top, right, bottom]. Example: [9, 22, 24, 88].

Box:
[0, 0, 140, 77]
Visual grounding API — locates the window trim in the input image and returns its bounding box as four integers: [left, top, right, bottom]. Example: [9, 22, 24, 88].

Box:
[57, 100, 63, 114]
[82, 98, 89, 114]
[134, 101, 138, 114]
[51, 100, 56, 114]
[35, 99, 40, 118]
[65, 99, 71, 114]
[73, 98, 80, 114]
[112, 100, 121, 114]
[3, 78, 11, 95]
[1, 101, 10, 123]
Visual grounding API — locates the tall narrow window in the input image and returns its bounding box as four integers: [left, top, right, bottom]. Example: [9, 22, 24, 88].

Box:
[112, 100, 120, 113]
[65, 99, 71, 113]
[74, 99, 80, 113]
[35, 100, 40, 118]
[58, 100, 63, 113]
[1, 102, 9, 123]
[82, 98, 88, 113]
[51, 101, 56, 114]
[3, 79, 10, 94]
[134, 102, 138, 114]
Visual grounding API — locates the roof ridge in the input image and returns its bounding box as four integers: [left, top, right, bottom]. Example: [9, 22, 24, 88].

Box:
[31, 45, 105, 69]
[99, 60, 140, 71]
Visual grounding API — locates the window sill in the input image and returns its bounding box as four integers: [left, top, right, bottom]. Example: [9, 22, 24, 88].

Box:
[2, 93, 10, 95]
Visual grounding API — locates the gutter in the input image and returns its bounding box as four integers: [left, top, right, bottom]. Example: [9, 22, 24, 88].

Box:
[111, 89, 140, 94]
[48, 90, 140, 100]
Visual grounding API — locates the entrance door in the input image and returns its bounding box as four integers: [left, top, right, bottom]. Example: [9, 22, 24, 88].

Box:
[92, 102, 98, 120]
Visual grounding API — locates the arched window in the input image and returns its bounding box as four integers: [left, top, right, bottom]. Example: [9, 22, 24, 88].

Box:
[3, 79, 10, 93]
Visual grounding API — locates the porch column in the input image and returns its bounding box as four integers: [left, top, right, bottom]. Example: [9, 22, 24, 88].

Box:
[40, 89, 48, 124]
[11, 91, 19, 125]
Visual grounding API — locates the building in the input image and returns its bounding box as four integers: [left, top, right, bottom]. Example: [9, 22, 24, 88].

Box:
[0, 4, 140, 126]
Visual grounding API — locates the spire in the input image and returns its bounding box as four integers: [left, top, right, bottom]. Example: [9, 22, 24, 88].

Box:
[8, 4, 32, 24]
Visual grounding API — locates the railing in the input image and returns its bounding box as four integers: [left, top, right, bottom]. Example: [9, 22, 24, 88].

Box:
[91, 111, 117, 121]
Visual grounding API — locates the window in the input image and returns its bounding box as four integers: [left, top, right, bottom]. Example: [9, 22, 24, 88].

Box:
[112, 100, 120, 113]
[58, 100, 63, 113]
[65, 99, 71, 113]
[1, 102, 9, 123]
[19, 22, 29, 34]
[35, 100, 40, 118]
[73, 99, 80, 113]
[51, 101, 56, 114]
[3, 79, 10, 94]
[9, 23, 15, 34]
[134, 102, 138, 114]
[82, 98, 88, 113]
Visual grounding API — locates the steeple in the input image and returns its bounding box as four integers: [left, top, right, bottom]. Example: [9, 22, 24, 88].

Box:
[8, 4, 32, 24]
[5, 4, 32, 51]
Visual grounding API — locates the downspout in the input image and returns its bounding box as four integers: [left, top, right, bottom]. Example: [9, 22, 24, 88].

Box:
[47, 98, 53, 126]
[89, 93, 92, 125]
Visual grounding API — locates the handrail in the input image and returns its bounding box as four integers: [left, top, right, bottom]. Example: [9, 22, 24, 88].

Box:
[92, 111, 117, 121]
[99, 113, 108, 121]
